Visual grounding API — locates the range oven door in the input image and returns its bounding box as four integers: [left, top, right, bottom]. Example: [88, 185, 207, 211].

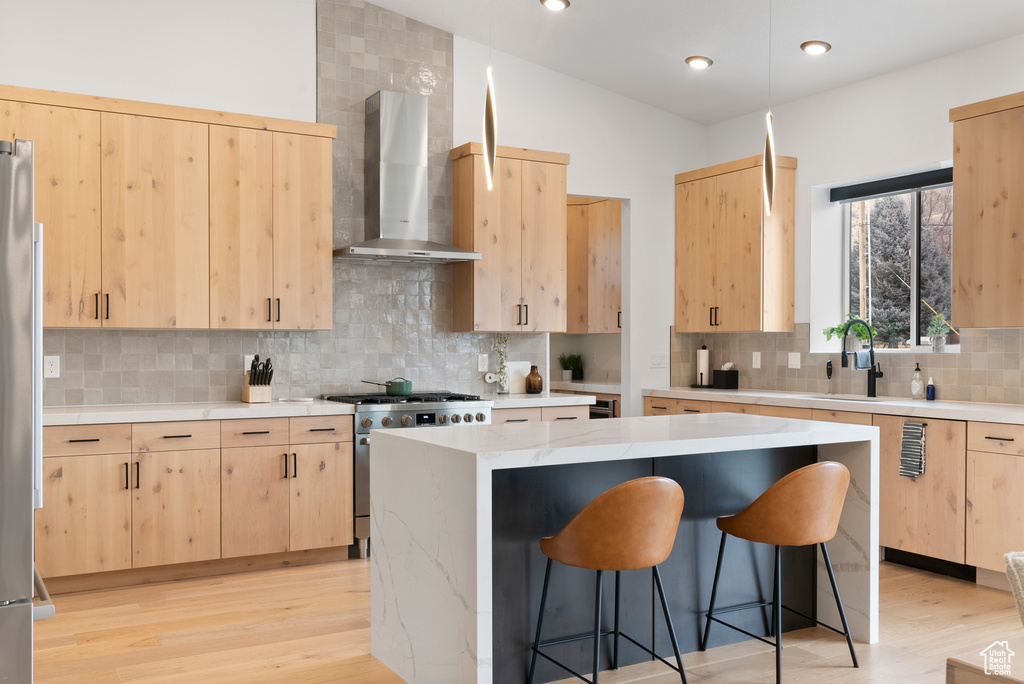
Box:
[590, 398, 616, 419]
[354, 431, 371, 542]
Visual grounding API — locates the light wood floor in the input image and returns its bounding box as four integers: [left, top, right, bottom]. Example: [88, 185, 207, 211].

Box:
[35, 560, 1021, 683]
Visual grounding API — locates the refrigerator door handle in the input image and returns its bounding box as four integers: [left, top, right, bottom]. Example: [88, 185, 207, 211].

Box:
[32, 222, 43, 510]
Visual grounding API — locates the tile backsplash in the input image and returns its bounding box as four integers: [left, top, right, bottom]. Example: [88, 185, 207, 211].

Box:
[42, 1, 545, 407]
[672, 324, 1024, 404]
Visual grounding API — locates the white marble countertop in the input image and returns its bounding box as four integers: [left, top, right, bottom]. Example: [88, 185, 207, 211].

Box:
[549, 380, 622, 394]
[645, 387, 1024, 425]
[374, 411, 876, 468]
[43, 392, 595, 426]
[484, 391, 595, 409]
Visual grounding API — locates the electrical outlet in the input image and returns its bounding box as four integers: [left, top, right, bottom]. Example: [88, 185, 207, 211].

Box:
[244, 354, 256, 371]
[650, 352, 668, 369]
[788, 352, 801, 369]
[752, 351, 761, 369]
[44, 356, 60, 379]
[478, 353, 489, 372]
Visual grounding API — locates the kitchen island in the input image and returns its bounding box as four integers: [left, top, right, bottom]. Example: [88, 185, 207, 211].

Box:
[370, 413, 879, 683]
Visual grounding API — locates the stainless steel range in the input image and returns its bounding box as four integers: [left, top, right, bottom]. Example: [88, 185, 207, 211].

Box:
[323, 392, 492, 557]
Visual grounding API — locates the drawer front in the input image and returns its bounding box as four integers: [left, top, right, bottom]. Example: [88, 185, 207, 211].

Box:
[493, 407, 542, 424]
[711, 402, 760, 415]
[967, 421, 1024, 456]
[644, 397, 675, 416]
[760, 406, 813, 420]
[43, 424, 132, 457]
[811, 409, 873, 426]
[289, 416, 354, 444]
[221, 418, 290, 448]
[542, 405, 589, 422]
[674, 399, 710, 414]
[133, 421, 220, 453]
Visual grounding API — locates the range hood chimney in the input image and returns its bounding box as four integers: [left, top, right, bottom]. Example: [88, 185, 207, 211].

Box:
[333, 91, 481, 263]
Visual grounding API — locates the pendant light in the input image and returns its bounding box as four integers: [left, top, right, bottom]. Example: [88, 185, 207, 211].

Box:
[483, 0, 497, 191]
[762, 0, 776, 216]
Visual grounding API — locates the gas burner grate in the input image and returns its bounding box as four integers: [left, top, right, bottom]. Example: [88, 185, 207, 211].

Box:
[324, 392, 482, 405]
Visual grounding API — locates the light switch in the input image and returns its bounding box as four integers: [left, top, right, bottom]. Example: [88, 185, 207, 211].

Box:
[788, 352, 801, 369]
[650, 352, 668, 369]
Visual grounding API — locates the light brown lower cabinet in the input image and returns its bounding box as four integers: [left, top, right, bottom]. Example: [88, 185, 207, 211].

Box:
[132, 448, 222, 568]
[34, 453, 133, 577]
[967, 421, 1024, 571]
[493, 405, 591, 424]
[711, 402, 760, 415]
[290, 442, 353, 551]
[875, 415, 966, 564]
[810, 409, 873, 425]
[643, 397, 710, 416]
[221, 446, 292, 558]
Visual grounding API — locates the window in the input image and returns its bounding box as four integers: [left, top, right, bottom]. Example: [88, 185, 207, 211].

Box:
[832, 169, 955, 349]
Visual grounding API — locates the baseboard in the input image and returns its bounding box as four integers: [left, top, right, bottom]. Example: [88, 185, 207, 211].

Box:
[976, 568, 1011, 593]
[44, 546, 354, 595]
[882, 547, 977, 582]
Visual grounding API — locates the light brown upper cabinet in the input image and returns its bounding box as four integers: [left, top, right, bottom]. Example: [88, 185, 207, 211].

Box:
[0, 84, 336, 330]
[0, 100, 102, 327]
[950, 92, 1024, 328]
[674, 155, 796, 333]
[451, 143, 569, 333]
[101, 113, 210, 328]
[567, 197, 622, 334]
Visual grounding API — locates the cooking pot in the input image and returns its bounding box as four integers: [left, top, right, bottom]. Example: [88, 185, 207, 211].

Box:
[361, 377, 412, 396]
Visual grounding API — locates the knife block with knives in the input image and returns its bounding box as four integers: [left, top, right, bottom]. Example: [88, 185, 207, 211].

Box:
[243, 355, 273, 403]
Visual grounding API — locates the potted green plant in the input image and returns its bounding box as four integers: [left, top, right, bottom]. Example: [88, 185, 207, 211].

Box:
[823, 313, 878, 352]
[559, 353, 584, 381]
[926, 314, 951, 352]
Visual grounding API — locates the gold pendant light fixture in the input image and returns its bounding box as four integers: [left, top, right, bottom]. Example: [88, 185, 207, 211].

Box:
[762, 0, 776, 216]
[483, 0, 497, 190]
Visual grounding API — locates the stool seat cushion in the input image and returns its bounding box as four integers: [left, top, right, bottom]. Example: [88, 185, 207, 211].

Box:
[716, 461, 850, 547]
[540, 476, 684, 571]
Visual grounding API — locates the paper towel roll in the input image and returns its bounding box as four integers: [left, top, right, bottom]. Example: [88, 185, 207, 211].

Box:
[485, 373, 499, 384]
[697, 346, 710, 387]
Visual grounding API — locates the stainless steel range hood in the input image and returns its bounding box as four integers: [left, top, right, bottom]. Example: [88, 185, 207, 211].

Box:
[333, 91, 481, 263]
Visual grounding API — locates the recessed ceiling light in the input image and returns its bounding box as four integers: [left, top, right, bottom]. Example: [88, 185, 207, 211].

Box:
[540, 0, 569, 10]
[685, 56, 713, 70]
[800, 40, 832, 56]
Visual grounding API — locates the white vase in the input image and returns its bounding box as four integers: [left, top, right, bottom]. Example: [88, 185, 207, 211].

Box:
[931, 335, 946, 353]
[497, 363, 509, 394]
[561, 370, 573, 381]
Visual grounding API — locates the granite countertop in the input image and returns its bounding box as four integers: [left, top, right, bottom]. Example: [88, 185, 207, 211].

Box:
[549, 381, 622, 394]
[644, 387, 1024, 425]
[43, 392, 595, 426]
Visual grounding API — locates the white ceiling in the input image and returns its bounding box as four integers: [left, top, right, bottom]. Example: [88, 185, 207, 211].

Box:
[368, 0, 1024, 125]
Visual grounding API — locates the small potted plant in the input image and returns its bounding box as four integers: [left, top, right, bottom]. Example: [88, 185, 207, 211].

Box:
[822, 313, 877, 352]
[559, 353, 584, 381]
[926, 314, 951, 353]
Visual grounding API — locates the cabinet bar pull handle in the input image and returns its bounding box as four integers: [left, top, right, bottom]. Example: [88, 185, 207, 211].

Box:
[714, 307, 719, 326]
[68, 438, 100, 443]
[162, 434, 192, 439]
[524, 304, 529, 326]
[506, 418, 529, 423]
[242, 430, 271, 435]
[652, 405, 667, 410]
[134, 462, 140, 489]
[985, 436, 1015, 441]
[124, 462, 129, 490]
[276, 298, 281, 323]
[618, 311, 622, 328]
[516, 304, 522, 325]
[95, 293, 100, 320]
[283, 453, 289, 479]
[709, 307, 713, 326]
[292, 453, 297, 478]
[684, 409, 701, 413]
[555, 416, 578, 420]
[267, 298, 273, 322]
[105, 293, 110, 320]
[309, 427, 336, 432]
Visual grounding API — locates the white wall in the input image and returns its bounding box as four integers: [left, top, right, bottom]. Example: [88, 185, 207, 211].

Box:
[706, 32, 1024, 353]
[0, 0, 316, 122]
[454, 37, 706, 414]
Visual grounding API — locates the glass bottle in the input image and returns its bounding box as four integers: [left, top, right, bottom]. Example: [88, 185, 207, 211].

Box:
[910, 363, 925, 400]
[525, 365, 543, 394]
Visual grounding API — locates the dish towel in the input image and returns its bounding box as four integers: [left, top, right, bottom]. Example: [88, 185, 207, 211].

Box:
[1005, 552, 1024, 629]
[899, 421, 926, 478]
[854, 350, 873, 370]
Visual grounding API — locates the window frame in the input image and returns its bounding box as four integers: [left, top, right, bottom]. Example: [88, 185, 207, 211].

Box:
[835, 170, 955, 353]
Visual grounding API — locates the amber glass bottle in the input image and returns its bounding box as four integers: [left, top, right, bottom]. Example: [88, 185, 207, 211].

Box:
[525, 365, 543, 394]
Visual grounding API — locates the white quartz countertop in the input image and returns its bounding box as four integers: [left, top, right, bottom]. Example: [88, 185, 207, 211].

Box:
[43, 399, 356, 426]
[644, 387, 1024, 424]
[549, 381, 622, 394]
[373, 412, 876, 468]
[484, 391, 595, 409]
[43, 392, 594, 426]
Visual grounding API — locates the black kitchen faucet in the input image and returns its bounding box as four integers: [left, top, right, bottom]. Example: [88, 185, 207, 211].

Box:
[839, 318, 884, 398]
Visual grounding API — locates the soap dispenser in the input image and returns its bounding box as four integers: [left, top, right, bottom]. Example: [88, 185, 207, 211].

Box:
[910, 363, 925, 400]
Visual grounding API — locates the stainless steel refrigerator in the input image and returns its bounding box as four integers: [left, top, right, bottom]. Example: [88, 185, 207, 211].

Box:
[0, 138, 44, 682]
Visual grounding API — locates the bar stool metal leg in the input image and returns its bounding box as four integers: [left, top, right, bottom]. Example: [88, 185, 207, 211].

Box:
[593, 570, 603, 684]
[820, 542, 859, 668]
[527, 558, 553, 684]
[653, 566, 688, 684]
[769, 557, 779, 637]
[774, 545, 782, 684]
[613, 571, 621, 670]
[700, 531, 727, 651]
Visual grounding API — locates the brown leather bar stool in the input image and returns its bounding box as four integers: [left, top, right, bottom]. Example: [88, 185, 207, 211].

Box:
[527, 476, 688, 684]
[700, 461, 858, 683]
